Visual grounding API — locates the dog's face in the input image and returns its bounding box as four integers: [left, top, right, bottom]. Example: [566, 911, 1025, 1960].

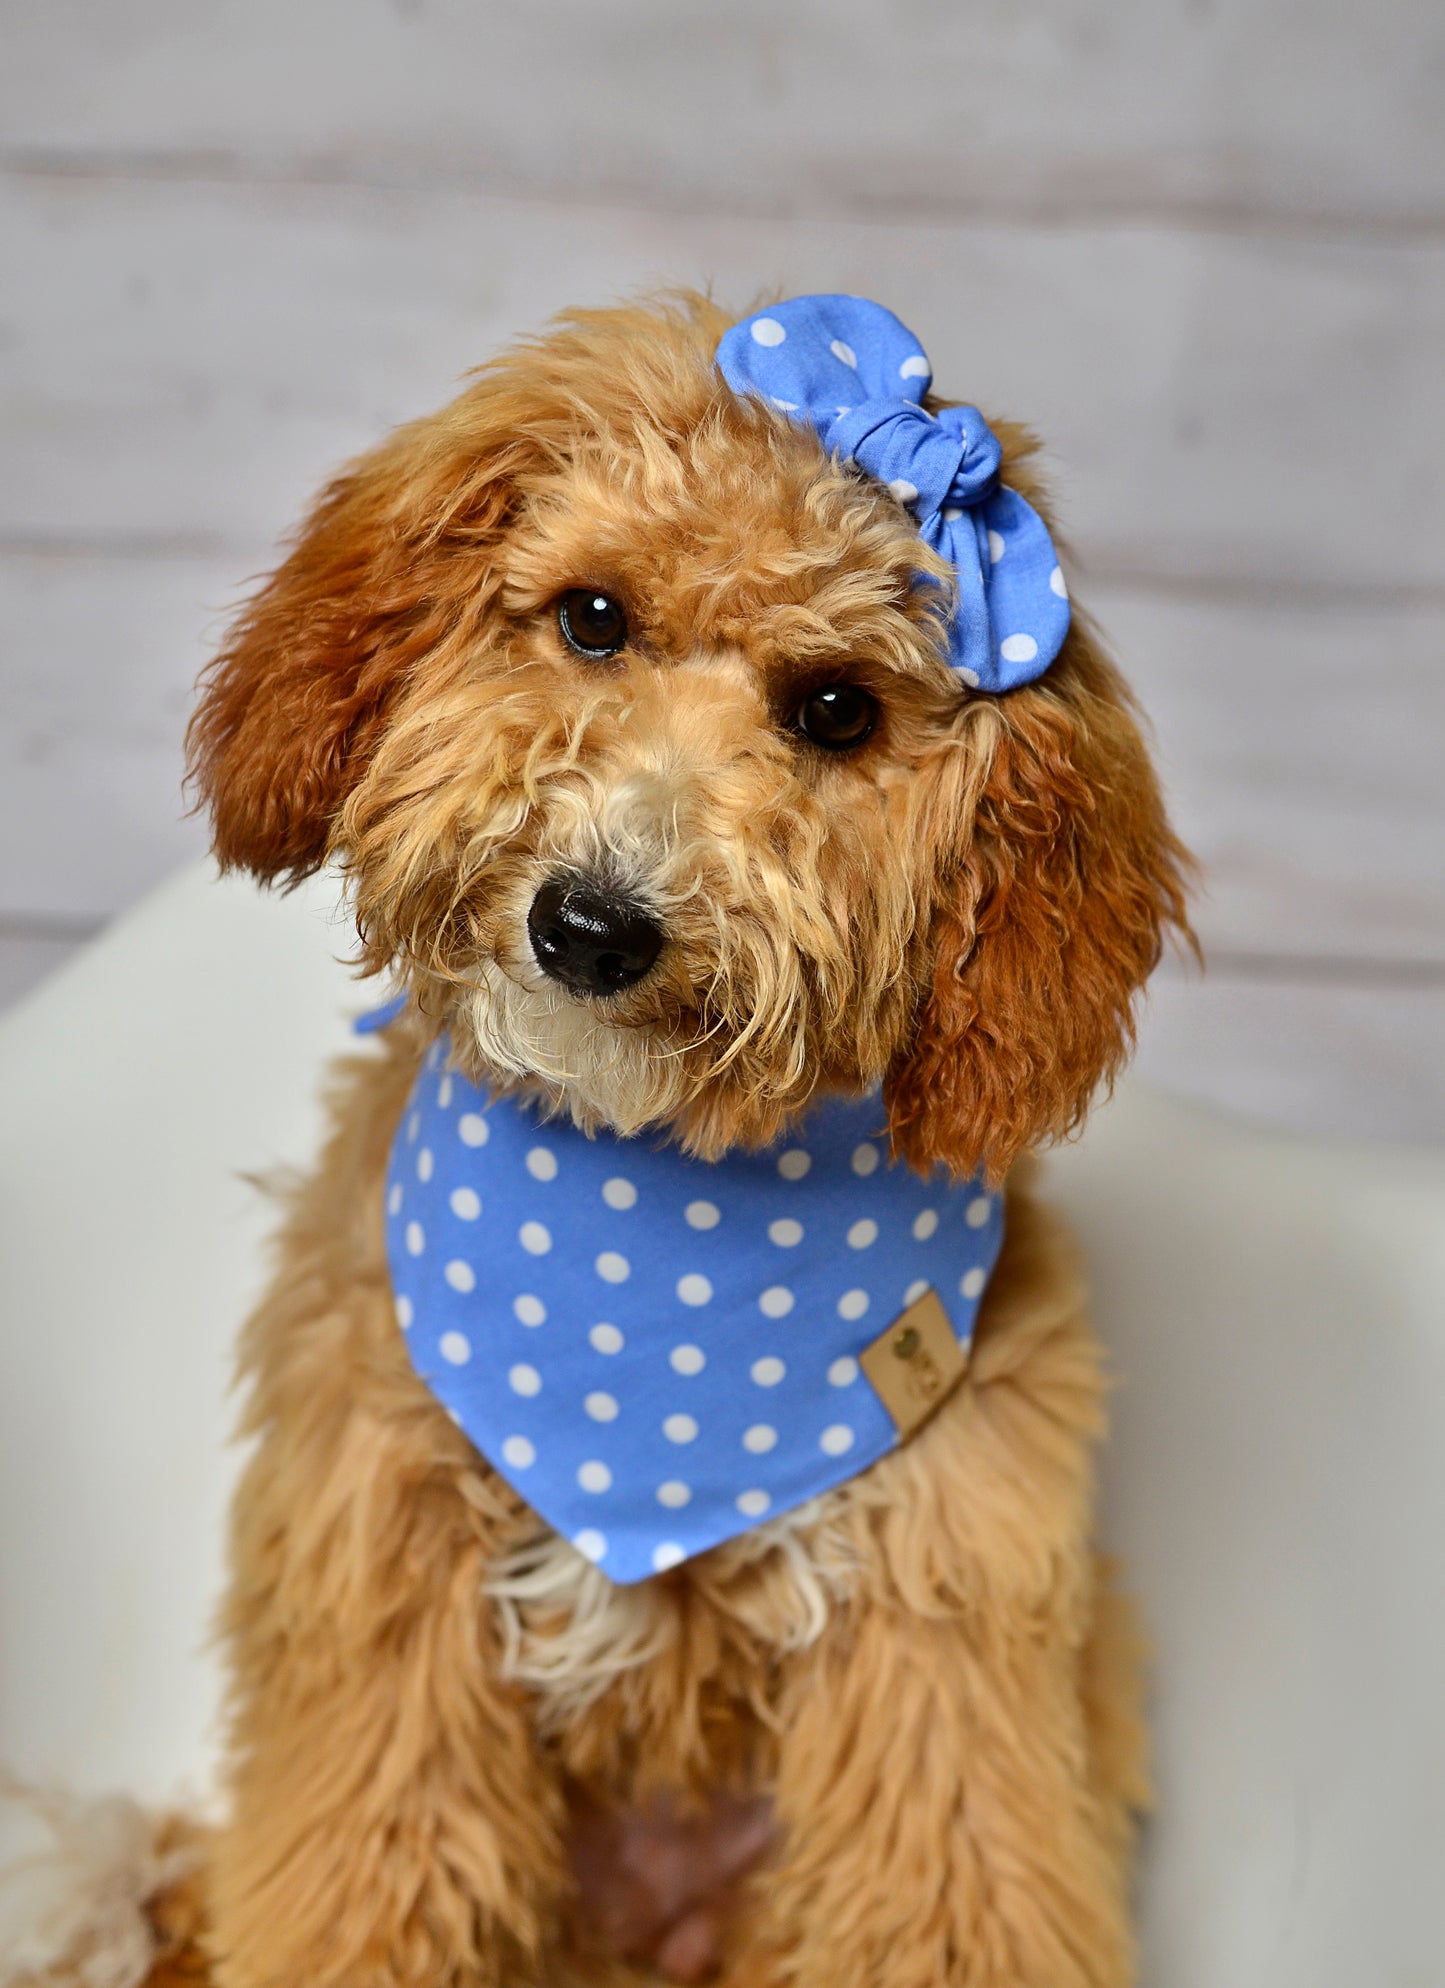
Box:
[189, 296, 1188, 1179]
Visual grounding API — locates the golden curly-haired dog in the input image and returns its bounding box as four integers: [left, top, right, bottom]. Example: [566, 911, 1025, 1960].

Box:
[171, 292, 1190, 1988]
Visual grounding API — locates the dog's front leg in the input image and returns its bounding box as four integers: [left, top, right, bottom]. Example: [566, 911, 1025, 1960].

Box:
[205, 1417, 569, 1988]
[733, 1594, 1135, 1988]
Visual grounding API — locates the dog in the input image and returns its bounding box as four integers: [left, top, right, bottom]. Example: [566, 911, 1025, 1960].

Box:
[168, 290, 1190, 1988]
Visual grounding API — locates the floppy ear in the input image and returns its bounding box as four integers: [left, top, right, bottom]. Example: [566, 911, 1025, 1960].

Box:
[885, 619, 1193, 1185]
[186, 416, 520, 885]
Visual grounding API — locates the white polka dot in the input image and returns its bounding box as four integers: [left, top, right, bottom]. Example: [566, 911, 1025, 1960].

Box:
[959, 668, 981, 689]
[513, 1293, 546, 1326]
[850, 1142, 880, 1177]
[1050, 564, 1069, 599]
[501, 1434, 535, 1469]
[759, 1285, 794, 1318]
[652, 1542, 687, 1573]
[768, 1217, 804, 1248]
[509, 1363, 541, 1397]
[777, 1149, 811, 1181]
[966, 1195, 992, 1228]
[602, 1177, 637, 1210]
[395, 1293, 414, 1330]
[670, 1343, 706, 1376]
[657, 1480, 692, 1509]
[444, 1259, 475, 1293]
[751, 1357, 786, 1387]
[407, 1113, 420, 1143]
[828, 1356, 858, 1387]
[416, 1147, 433, 1183]
[987, 529, 1006, 564]
[750, 317, 786, 346]
[743, 1424, 778, 1454]
[821, 1424, 856, 1457]
[1000, 633, 1038, 665]
[520, 1221, 552, 1255]
[913, 1208, 939, 1241]
[830, 338, 858, 368]
[900, 355, 930, 380]
[585, 1391, 619, 1422]
[458, 1113, 489, 1147]
[736, 1488, 771, 1518]
[578, 1460, 612, 1494]
[573, 1528, 607, 1563]
[663, 1413, 699, 1445]
[836, 404, 852, 416]
[450, 1186, 481, 1221]
[942, 506, 963, 523]
[437, 1074, 453, 1108]
[405, 1220, 425, 1256]
[440, 1330, 471, 1366]
[677, 1273, 712, 1306]
[838, 1288, 870, 1321]
[772, 397, 798, 411]
[960, 1266, 988, 1300]
[848, 1218, 878, 1250]
[685, 1199, 720, 1229]
[889, 479, 918, 505]
[905, 1278, 929, 1305]
[596, 1251, 631, 1283]
[590, 1322, 624, 1353]
[387, 1182, 403, 1216]
[525, 1147, 558, 1182]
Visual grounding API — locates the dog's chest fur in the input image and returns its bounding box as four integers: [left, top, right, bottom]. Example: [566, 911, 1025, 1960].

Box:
[484, 1492, 860, 1748]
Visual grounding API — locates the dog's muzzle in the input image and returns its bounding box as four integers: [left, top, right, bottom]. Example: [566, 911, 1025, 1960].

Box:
[528, 876, 665, 997]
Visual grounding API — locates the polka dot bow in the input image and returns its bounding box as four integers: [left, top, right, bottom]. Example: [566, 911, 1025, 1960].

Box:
[715, 294, 1070, 692]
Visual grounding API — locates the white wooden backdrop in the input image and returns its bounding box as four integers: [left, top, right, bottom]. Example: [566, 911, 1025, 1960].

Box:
[1, 0, 1441, 1140]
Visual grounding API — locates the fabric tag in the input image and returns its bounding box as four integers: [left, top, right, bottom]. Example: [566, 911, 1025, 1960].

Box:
[859, 1286, 971, 1440]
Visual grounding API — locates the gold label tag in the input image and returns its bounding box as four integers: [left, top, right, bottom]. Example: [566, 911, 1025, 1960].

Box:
[858, 1287, 971, 1442]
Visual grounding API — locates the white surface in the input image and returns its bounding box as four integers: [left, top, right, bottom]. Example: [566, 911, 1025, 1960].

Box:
[0, 865, 358, 1809]
[1049, 1095, 1445, 1983]
[1, 863, 1442, 1982]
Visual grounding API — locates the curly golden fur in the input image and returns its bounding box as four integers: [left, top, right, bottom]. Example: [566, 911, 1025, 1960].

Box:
[173, 292, 1190, 1988]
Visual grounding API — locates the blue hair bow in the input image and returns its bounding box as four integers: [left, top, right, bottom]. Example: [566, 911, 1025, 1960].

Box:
[715, 295, 1069, 692]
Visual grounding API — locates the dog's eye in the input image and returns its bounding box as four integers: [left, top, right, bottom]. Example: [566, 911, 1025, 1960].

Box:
[796, 683, 878, 751]
[558, 589, 628, 659]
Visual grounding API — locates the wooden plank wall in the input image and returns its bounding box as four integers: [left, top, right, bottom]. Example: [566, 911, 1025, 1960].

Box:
[1, 0, 1441, 1139]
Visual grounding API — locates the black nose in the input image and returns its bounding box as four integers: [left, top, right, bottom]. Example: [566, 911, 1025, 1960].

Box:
[527, 878, 665, 996]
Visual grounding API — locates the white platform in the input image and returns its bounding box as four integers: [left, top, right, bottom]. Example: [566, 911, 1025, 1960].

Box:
[2, 863, 1442, 1985]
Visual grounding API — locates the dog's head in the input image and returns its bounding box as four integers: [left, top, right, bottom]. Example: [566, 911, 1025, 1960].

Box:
[188, 293, 1190, 1181]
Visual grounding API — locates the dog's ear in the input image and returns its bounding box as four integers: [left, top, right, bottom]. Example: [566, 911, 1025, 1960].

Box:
[186, 414, 522, 885]
[885, 618, 1193, 1185]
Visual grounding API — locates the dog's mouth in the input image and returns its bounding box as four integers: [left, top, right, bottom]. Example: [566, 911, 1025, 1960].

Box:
[443, 858, 831, 1152]
[442, 866, 703, 1141]
[432, 799, 873, 1150]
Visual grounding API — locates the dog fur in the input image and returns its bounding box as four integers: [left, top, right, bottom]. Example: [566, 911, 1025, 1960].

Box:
[170, 292, 1188, 1988]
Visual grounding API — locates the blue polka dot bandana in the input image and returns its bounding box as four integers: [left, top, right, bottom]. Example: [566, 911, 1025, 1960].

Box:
[384, 1042, 1005, 1584]
[715, 294, 1070, 693]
